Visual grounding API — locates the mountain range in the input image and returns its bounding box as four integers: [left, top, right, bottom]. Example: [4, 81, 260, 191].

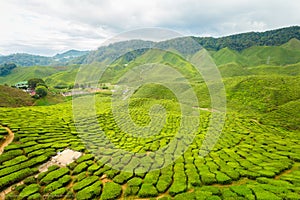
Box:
[1, 26, 300, 67]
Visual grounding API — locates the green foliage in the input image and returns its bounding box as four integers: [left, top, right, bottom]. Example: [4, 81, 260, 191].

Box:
[35, 86, 48, 98]
[19, 184, 40, 200]
[73, 176, 99, 191]
[230, 185, 253, 198]
[215, 171, 232, 184]
[138, 183, 159, 197]
[76, 181, 102, 200]
[72, 162, 88, 175]
[0, 63, 17, 76]
[174, 192, 195, 200]
[40, 168, 69, 185]
[0, 155, 47, 177]
[0, 168, 37, 190]
[43, 175, 71, 193]
[0, 149, 23, 163]
[28, 78, 46, 89]
[169, 181, 187, 196]
[48, 187, 67, 200]
[76, 154, 94, 163]
[113, 171, 133, 184]
[100, 182, 122, 200]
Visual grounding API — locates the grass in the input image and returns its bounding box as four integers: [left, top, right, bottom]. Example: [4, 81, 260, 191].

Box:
[0, 85, 34, 107]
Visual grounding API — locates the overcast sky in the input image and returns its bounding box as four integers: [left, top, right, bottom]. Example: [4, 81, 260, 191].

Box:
[0, 0, 299, 56]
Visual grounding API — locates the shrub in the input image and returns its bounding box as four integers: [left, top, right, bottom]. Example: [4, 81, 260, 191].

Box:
[28, 193, 42, 200]
[94, 165, 111, 176]
[105, 169, 119, 179]
[206, 196, 222, 200]
[194, 191, 212, 200]
[87, 164, 100, 173]
[0, 155, 47, 177]
[40, 168, 69, 185]
[238, 169, 260, 179]
[73, 176, 99, 191]
[138, 183, 159, 197]
[74, 172, 87, 182]
[200, 172, 216, 185]
[35, 86, 48, 98]
[24, 176, 36, 185]
[73, 162, 88, 175]
[0, 168, 36, 190]
[113, 172, 133, 184]
[101, 182, 122, 200]
[215, 171, 232, 184]
[200, 186, 220, 195]
[223, 168, 240, 181]
[156, 175, 173, 193]
[76, 154, 94, 163]
[2, 155, 27, 166]
[127, 177, 143, 186]
[251, 186, 281, 200]
[0, 149, 23, 164]
[124, 185, 140, 196]
[221, 188, 239, 199]
[169, 181, 187, 197]
[48, 188, 67, 200]
[143, 170, 160, 185]
[19, 184, 40, 200]
[43, 181, 63, 193]
[257, 169, 276, 178]
[174, 192, 195, 200]
[76, 181, 102, 200]
[15, 184, 26, 192]
[43, 175, 71, 193]
[230, 185, 253, 197]
[256, 177, 293, 187]
[186, 170, 201, 187]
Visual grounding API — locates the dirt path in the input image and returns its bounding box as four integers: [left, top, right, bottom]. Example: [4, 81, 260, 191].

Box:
[0, 126, 14, 154]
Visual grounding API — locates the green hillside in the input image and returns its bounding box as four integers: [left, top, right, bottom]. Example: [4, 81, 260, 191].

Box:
[281, 38, 300, 50]
[0, 66, 62, 85]
[225, 75, 300, 114]
[0, 85, 34, 107]
[211, 48, 247, 66]
[241, 45, 300, 66]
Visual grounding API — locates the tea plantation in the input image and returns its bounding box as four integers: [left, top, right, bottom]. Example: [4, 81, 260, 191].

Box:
[0, 92, 299, 200]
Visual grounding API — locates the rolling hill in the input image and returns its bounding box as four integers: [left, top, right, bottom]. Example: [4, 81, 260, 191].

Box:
[0, 85, 34, 107]
[0, 66, 65, 85]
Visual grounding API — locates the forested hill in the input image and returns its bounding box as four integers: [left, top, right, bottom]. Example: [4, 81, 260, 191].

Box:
[193, 26, 300, 51]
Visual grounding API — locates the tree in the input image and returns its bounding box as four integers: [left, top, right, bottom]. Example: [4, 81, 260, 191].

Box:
[0, 63, 17, 76]
[35, 86, 47, 98]
[28, 78, 46, 89]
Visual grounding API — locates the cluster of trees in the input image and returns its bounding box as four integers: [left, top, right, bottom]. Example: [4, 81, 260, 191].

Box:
[28, 78, 48, 98]
[193, 26, 300, 51]
[0, 63, 17, 76]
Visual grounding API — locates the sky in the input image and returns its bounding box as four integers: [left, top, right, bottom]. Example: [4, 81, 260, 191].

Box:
[0, 0, 299, 56]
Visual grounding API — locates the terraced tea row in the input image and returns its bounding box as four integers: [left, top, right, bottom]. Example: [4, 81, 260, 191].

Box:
[0, 98, 299, 199]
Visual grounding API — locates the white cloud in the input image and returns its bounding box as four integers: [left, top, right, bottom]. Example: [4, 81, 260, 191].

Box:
[0, 0, 299, 55]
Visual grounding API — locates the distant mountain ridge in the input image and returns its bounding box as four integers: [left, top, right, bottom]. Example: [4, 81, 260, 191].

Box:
[0, 50, 89, 67]
[0, 26, 299, 67]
